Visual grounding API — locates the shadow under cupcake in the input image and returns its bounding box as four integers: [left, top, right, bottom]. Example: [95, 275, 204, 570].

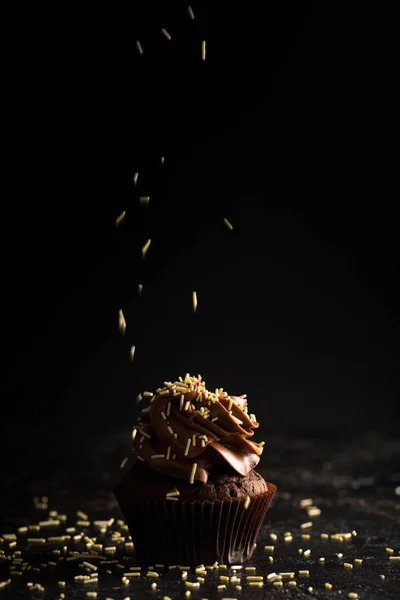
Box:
[114, 374, 276, 566]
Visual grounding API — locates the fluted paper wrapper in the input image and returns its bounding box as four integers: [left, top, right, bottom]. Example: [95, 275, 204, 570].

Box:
[119, 485, 276, 565]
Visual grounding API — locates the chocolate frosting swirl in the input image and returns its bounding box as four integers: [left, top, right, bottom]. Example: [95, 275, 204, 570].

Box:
[132, 375, 263, 485]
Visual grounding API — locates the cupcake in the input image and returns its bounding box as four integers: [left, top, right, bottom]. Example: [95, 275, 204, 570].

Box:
[114, 374, 276, 565]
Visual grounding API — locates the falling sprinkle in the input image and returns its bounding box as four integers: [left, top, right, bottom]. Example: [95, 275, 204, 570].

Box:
[142, 238, 151, 258]
[188, 6, 195, 19]
[201, 40, 206, 61]
[130, 346, 136, 361]
[161, 28, 172, 40]
[118, 309, 126, 335]
[223, 217, 233, 230]
[115, 210, 126, 227]
[138, 283, 143, 295]
[133, 172, 139, 186]
[192, 291, 198, 313]
[161, 156, 165, 165]
[136, 40, 143, 55]
[139, 196, 150, 206]
[120, 457, 128, 470]
[244, 496, 251, 509]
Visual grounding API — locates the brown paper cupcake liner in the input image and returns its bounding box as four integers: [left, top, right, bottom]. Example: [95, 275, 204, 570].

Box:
[120, 484, 276, 566]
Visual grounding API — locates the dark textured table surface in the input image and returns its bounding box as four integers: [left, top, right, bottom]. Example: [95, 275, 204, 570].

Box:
[1, 428, 399, 599]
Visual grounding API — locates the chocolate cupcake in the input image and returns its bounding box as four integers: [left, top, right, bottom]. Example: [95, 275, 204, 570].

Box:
[114, 374, 276, 565]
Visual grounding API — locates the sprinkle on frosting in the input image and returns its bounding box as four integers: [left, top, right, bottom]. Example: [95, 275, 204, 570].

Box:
[131, 374, 263, 484]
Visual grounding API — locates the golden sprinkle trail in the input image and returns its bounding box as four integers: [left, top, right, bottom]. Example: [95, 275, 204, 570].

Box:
[118, 309, 126, 335]
[139, 196, 150, 206]
[188, 6, 195, 19]
[120, 457, 128, 469]
[138, 283, 143, 295]
[223, 217, 233, 230]
[141, 238, 151, 258]
[115, 210, 126, 227]
[130, 346, 136, 361]
[161, 28, 172, 40]
[133, 172, 139, 186]
[192, 290, 198, 313]
[202, 40, 206, 61]
[136, 40, 143, 55]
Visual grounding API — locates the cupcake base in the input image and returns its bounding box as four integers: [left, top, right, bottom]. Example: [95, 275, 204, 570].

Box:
[114, 465, 276, 565]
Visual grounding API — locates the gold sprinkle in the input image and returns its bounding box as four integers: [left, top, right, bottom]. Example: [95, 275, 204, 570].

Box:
[354, 559, 363, 565]
[244, 496, 250, 509]
[115, 210, 126, 227]
[308, 507, 321, 517]
[151, 454, 165, 459]
[307, 587, 313, 593]
[141, 238, 151, 258]
[120, 457, 128, 470]
[319, 557, 325, 563]
[161, 411, 167, 420]
[321, 533, 329, 539]
[352, 530, 357, 536]
[192, 291, 198, 313]
[166, 446, 171, 460]
[219, 576, 229, 582]
[348, 594, 358, 599]
[389, 556, 400, 561]
[136, 40, 143, 55]
[201, 40, 206, 61]
[343, 563, 353, 569]
[304, 549, 311, 557]
[146, 571, 159, 578]
[184, 438, 192, 456]
[139, 196, 150, 206]
[273, 581, 283, 588]
[188, 6, 195, 19]
[325, 582, 333, 590]
[288, 581, 297, 587]
[380, 574, 385, 580]
[299, 570, 309, 577]
[189, 463, 197, 484]
[266, 573, 277, 581]
[118, 309, 126, 334]
[167, 402, 171, 417]
[249, 582, 263, 587]
[27, 538, 46, 544]
[395, 486, 400, 495]
[82, 561, 97, 572]
[268, 556, 274, 563]
[300, 498, 313, 507]
[279, 572, 295, 578]
[386, 547, 394, 554]
[166, 496, 178, 502]
[161, 28, 172, 41]
[223, 217, 233, 230]
[246, 576, 263, 581]
[264, 545, 274, 552]
[301, 521, 313, 529]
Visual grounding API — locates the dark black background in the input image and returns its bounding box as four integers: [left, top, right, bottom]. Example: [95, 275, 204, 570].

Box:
[2, 1, 399, 436]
